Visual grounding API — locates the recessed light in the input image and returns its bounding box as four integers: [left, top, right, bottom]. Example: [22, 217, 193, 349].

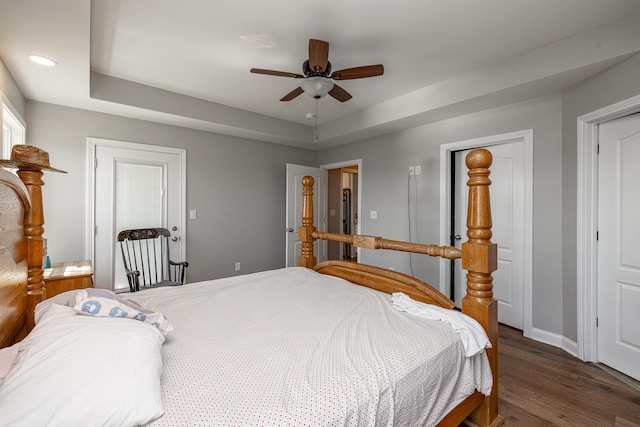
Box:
[28, 54, 57, 67]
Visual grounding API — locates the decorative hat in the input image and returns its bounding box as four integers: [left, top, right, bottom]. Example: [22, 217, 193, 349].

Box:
[0, 145, 67, 173]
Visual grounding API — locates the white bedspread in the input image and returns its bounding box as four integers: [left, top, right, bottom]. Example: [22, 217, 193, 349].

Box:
[390, 292, 491, 357]
[129, 267, 492, 426]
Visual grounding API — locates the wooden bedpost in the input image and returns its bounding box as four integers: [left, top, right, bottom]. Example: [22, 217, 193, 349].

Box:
[16, 169, 46, 331]
[298, 175, 317, 268]
[461, 149, 502, 427]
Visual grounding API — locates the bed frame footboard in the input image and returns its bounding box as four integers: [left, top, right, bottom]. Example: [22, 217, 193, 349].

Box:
[298, 148, 502, 427]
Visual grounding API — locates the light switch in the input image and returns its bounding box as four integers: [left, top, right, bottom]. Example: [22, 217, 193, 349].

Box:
[189, 210, 197, 219]
[330, 209, 336, 216]
[370, 210, 378, 219]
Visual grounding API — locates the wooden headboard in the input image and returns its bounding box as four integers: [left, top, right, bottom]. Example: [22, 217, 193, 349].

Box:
[0, 169, 31, 348]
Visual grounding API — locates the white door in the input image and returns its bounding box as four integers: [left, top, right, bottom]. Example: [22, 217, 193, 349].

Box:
[91, 139, 186, 291]
[597, 113, 640, 381]
[454, 142, 526, 329]
[285, 164, 327, 267]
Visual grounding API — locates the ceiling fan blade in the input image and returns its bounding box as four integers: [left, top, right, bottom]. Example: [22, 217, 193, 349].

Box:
[308, 39, 329, 73]
[328, 84, 352, 102]
[280, 86, 305, 102]
[251, 68, 304, 79]
[331, 64, 384, 80]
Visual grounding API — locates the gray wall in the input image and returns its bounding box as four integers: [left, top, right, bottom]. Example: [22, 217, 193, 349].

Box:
[561, 52, 640, 341]
[319, 94, 564, 335]
[0, 58, 26, 120]
[26, 101, 316, 283]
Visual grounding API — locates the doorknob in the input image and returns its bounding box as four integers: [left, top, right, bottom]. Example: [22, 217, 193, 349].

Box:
[172, 236, 180, 241]
[454, 234, 462, 240]
[287, 228, 294, 232]
[172, 226, 178, 231]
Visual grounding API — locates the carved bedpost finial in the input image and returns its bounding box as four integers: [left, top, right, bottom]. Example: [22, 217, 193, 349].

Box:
[462, 148, 502, 426]
[298, 176, 317, 268]
[465, 148, 493, 244]
[462, 148, 496, 299]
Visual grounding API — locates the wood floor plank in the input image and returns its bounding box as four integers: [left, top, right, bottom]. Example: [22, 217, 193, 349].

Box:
[496, 325, 640, 426]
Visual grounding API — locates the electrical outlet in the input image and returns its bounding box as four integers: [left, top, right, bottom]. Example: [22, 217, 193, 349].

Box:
[409, 166, 415, 175]
[235, 262, 241, 271]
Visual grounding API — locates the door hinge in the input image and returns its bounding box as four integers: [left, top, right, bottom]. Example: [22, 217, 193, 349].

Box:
[596, 231, 599, 241]
[94, 225, 98, 236]
[596, 317, 599, 327]
[597, 144, 600, 155]
[94, 158, 98, 169]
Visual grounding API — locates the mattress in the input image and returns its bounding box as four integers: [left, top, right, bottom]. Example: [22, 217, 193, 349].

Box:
[128, 267, 492, 426]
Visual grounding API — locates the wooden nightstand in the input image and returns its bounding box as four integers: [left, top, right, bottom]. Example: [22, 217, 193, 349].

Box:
[43, 260, 94, 299]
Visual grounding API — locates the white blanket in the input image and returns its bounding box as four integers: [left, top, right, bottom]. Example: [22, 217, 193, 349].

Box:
[390, 292, 491, 357]
[129, 267, 493, 426]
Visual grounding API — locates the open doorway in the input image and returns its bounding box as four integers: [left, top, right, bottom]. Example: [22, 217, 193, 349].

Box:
[327, 166, 359, 261]
[322, 159, 362, 262]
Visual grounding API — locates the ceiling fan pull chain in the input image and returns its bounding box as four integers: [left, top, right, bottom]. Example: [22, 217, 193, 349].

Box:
[315, 98, 319, 140]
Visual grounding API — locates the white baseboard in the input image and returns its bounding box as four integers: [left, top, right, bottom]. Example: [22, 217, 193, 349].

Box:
[528, 327, 579, 358]
[561, 337, 579, 358]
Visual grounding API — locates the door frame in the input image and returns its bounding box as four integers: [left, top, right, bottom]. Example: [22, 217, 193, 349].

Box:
[577, 93, 640, 362]
[320, 159, 363, 261]
[439, 130, 533, 337]
[86, 137, 187, 281]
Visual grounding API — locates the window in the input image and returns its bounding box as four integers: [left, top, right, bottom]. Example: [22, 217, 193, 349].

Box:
[1, 94, 25, 159]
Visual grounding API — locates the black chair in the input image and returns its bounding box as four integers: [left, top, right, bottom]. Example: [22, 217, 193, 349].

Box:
[117, 228, 188, 292]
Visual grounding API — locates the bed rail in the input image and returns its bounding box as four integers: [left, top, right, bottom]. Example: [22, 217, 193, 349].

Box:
[310, 231, 462, 259]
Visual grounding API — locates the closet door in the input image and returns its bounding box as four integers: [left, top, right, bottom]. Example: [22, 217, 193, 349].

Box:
[597, 113, 640, 381]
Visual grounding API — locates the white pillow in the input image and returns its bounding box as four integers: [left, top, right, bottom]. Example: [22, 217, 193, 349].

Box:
[0, 304, 165, 426]
[69, 288, 173, 335]
[33, 290, 79, 324]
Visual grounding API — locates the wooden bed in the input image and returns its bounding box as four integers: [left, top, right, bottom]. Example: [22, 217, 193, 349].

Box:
[296, 148, 501, 427]
[0, 148, 501, 426]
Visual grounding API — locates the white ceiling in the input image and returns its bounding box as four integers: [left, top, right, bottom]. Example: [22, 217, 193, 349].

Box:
[1, 0, 640, 149]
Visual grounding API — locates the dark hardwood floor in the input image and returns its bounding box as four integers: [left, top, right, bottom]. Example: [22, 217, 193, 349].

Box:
[497, 324, 640, 426]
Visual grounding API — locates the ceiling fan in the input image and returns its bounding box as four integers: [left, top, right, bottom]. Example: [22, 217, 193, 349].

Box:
[250, 39, 384, 102]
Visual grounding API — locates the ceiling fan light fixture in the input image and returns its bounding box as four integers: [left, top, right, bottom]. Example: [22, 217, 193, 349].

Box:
[301, 77, 334, 99]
